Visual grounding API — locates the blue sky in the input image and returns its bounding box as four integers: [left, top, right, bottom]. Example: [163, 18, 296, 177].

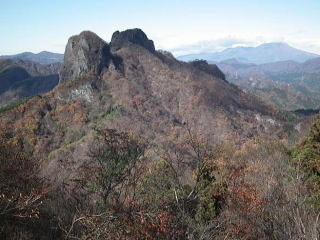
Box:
[1, 0, 319, 56]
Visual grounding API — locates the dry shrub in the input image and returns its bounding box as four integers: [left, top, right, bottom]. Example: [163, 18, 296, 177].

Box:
[0, 131, 56, 239]
[222, 139, 320, 240]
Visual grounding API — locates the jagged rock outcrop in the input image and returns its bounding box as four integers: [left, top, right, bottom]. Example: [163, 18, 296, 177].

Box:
[59, 31, 112, 84]
[59, 28, 156, 84]
[190, 60, 226, 81]
[158, 50, 174, 57]
[110, 28, 155, 52]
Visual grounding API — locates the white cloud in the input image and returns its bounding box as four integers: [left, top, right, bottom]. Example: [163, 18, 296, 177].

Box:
[159, 36, 259, 56]
[155, 34, 320, 57]
[286, 38, 320, 54]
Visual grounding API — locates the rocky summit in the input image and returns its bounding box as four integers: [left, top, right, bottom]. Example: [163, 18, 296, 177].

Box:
[189, 59, 226, 81]
[59, 29, 159, 85]
[110, 28, 156, 52]
[59, 31, 112, 84]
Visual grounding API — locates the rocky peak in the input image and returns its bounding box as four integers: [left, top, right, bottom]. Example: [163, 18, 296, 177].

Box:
[190, 60, 226, 81]
[110, 28, 155, 53]
[59, 31, 112, 84]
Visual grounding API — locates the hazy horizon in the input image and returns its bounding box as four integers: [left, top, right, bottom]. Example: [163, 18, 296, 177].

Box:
[1, 0, 320, 56]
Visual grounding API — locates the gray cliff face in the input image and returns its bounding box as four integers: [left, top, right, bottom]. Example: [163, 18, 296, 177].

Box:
[59, 29, 157, 84]
[110, 28, 155, 53]
[59, 31, 112, 84]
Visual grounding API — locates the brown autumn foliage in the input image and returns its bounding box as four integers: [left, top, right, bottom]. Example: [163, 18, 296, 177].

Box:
[48, 127, 320, 240]
[0, 129, 55, 239]
[57, 127, 227, 239]
[56, 128, 188, 239]
[1, 123, 319, 240]
[219, 140, 320, 240]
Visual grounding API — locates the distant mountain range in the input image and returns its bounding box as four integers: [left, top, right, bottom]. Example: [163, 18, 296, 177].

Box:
[0, 59, 60, 106]
[217, 57, 320, 110]
[1, 42, 319, 111]
[0, 51, 63, 64]
[178, 42, 319, 64]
